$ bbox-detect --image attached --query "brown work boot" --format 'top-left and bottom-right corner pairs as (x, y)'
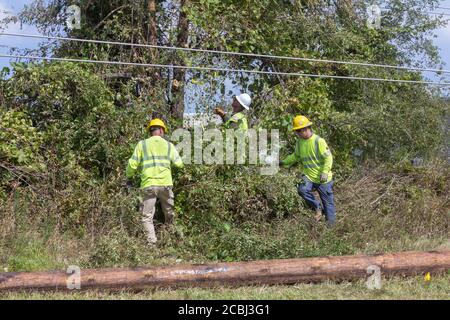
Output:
(315, 209), (323, 222)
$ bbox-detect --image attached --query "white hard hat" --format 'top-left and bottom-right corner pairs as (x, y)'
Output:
(235, 93), (251, 110)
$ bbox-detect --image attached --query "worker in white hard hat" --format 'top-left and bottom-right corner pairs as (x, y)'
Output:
(214, 93), (251, 132)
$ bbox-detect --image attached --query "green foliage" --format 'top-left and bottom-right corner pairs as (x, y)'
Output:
(252, 80), (446, 179)
(1, 62), (152, 182)
(1, 140), (448, 270)
(0, 0), (448, 276)
(0, 109), (44, 169)
(7, 237), (60, 272)
(4, 63), (114, 176)
(87, 228), (143, 268)
(0, 60), (447, 271)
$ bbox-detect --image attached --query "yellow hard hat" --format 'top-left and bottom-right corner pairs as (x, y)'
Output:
(292, 115), (312, 131)
(147, 118), (168, 133)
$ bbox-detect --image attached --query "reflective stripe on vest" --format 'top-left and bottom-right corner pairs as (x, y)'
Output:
(226, 112), (246, 127)
(314, 135), (320, 160)
(142, 140), (149, 161)
(303, 162), (321, 169)
(140, 139), (171, 169)
(143, 162), (171, 169)
(167, 140), (171, 159)
(296, 135), (325, 165)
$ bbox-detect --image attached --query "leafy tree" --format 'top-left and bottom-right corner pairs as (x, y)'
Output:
(10, 0), (191, 120)
(1, 62), (149, 179)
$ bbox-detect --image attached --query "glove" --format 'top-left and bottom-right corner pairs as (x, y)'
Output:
(320, 173), (328, 183)
(296, 173), (307, 186)
(126, 180), (134, 193)
(214, 108), (226, 117)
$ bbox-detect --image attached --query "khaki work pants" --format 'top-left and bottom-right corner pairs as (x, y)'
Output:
(142, 186), (174, 244)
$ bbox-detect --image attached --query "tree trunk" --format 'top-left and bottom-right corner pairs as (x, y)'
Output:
(1, 250), (449, 291)
(170, 0), (189, 120)
(335, 0), (357, 24)
(148, 0), (157, 46)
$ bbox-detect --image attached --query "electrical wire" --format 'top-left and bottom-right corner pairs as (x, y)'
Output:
(1, 32), (450, 75)
(1, 53), (449, 86)
(427, 11), (450, 16)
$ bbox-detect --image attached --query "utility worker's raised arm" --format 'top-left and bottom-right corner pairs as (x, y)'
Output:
(214, 93), (251, 132)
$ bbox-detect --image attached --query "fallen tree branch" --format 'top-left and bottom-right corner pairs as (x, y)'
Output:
(0, 162), (35, 190)
(370, 176), (396, 206)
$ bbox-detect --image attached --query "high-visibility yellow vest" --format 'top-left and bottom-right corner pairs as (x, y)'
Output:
(282, 134), (333, 184)
(225, 112), (248, 132)
(126, 136), (183, 188)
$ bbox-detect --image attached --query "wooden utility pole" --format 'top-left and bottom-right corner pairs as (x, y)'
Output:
(0, 250), (449, 291)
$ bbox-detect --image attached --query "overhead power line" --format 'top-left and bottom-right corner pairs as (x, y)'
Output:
(1, 32), (450, 75)
(1, 53), (449, 86)
(427, 11), (450, 17)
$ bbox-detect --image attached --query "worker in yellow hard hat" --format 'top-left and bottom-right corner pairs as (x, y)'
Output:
(126, 118), (184, 245)
(280, 115), (336, 226)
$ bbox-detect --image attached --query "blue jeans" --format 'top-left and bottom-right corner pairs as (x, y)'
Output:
(297, 177), (336, 226)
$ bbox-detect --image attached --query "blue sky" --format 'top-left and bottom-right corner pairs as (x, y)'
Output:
(1, 0), (449, 83)
(428, 0), (450, 83)
(0, 0), (42, 62)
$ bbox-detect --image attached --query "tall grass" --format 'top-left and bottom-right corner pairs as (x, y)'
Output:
(1, 160), (448, 271)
